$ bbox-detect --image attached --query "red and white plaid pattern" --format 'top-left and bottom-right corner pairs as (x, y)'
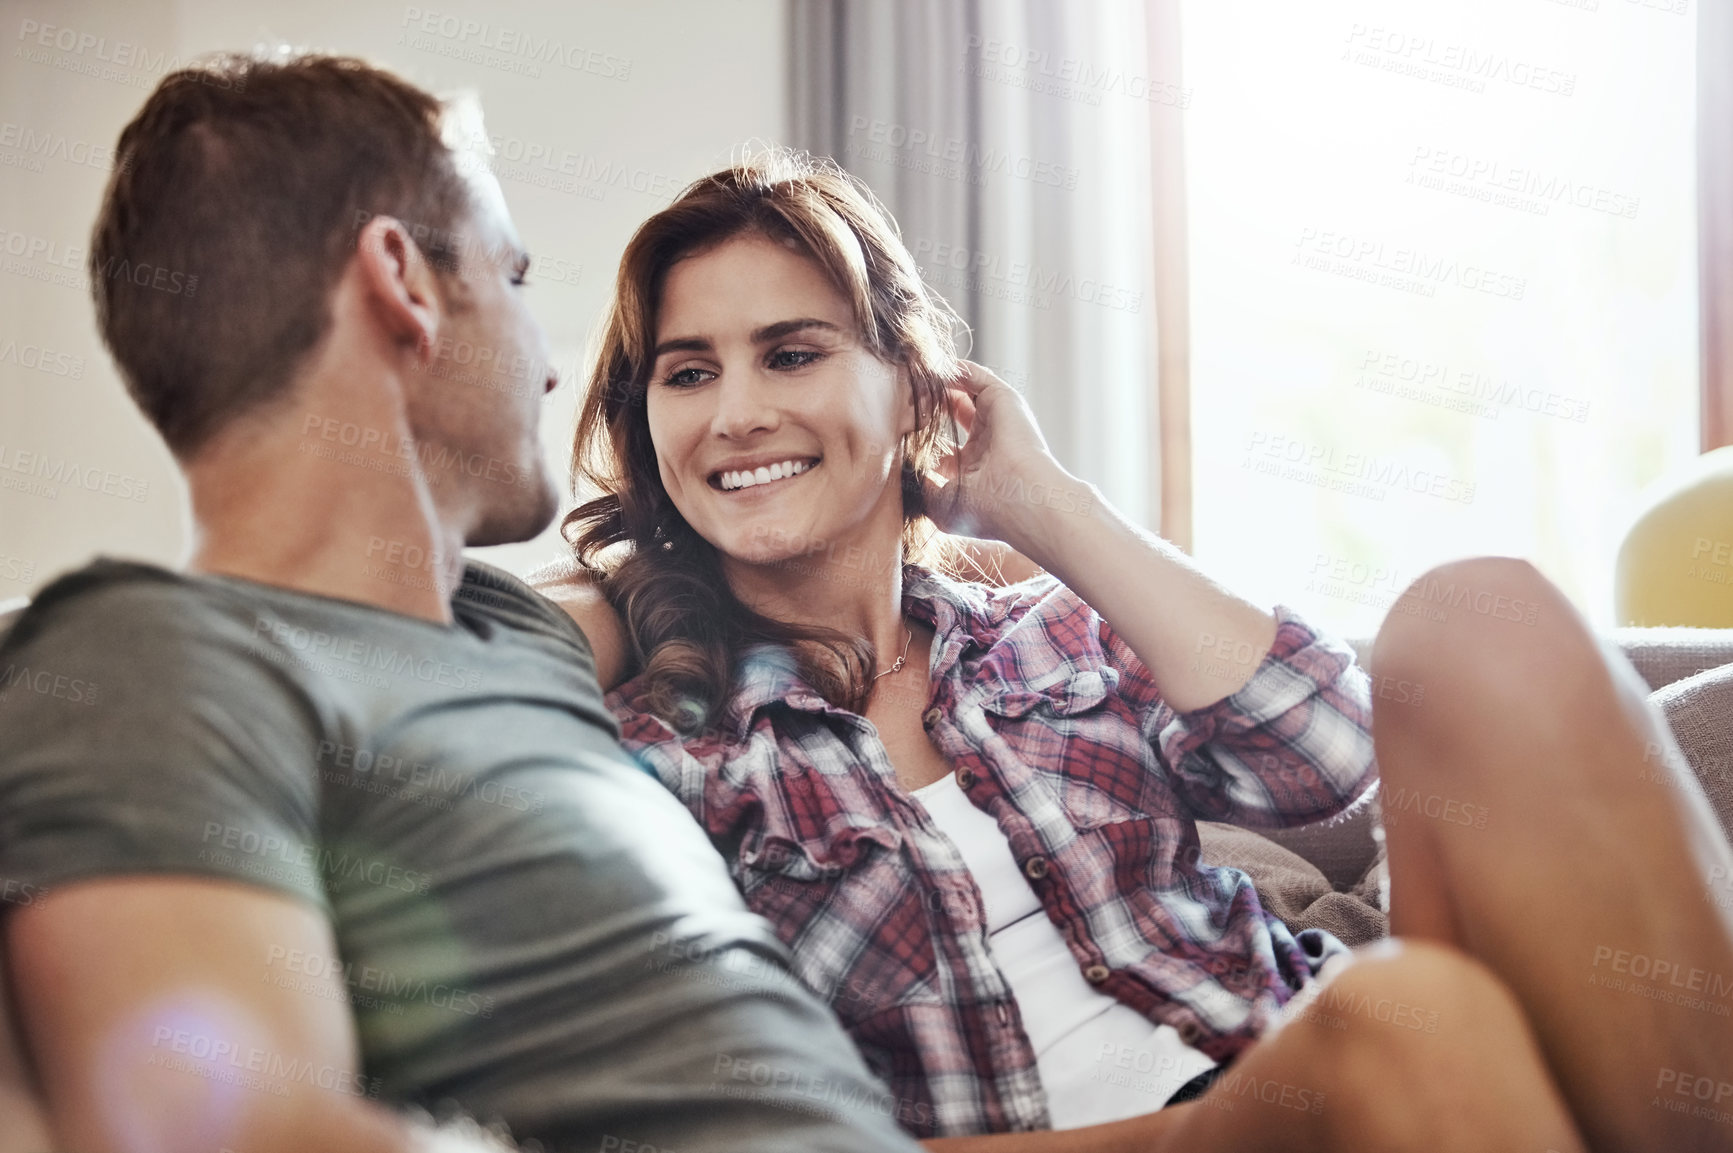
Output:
(609, 566), (1377, 1138)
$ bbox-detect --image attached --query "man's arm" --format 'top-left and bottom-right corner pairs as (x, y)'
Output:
(0, 949), (51, 1153)
(919, 1107), (1189, 1151)
(7, 877), (499, 1153)
(526, 557), (632, 691)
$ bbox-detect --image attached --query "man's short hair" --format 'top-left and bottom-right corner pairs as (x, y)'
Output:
(89, 53), (475, 458)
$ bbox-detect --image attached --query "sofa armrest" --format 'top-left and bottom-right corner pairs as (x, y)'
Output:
(1256, 794), (1382, 891)
(1346, 629), (1733, 693)
(1610, 627), (1733, 693)
(1648, 663), (1733, 845)
(0, 598), (26, 646)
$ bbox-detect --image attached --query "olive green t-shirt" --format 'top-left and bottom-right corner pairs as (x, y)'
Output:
(0, 558), (920, 1152)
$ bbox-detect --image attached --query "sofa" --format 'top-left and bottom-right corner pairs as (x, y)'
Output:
(3, 596), (1731, 949)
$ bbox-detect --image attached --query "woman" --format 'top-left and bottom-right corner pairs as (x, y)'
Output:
(539, 148), (1733, 1152)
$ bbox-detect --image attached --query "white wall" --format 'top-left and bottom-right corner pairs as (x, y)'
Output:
(0, 0), (789, 596)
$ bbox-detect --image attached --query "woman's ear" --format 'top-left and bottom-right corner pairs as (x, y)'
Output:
(896, 364), (920, 439)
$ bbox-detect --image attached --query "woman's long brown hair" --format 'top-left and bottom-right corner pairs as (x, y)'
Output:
(561, 147), (965, 733)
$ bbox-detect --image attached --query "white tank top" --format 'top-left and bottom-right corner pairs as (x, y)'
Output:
(910, 771), (1217, 1128)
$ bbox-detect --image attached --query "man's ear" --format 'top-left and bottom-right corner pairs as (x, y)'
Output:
(354, 216), (442, 363)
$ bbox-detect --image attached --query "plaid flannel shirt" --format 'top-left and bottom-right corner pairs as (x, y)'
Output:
(608, 565), (1377, 1138)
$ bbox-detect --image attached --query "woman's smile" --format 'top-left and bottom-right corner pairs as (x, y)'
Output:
(710, 455), (822, 492)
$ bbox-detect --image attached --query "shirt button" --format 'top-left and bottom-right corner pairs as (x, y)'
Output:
(1178, 1021), (1205, 1045)
(923, 707), (943, 727)
(956, 767), (976, 790)
(996, 1001), (1010, 1026)
(1083, 964), (1111, 985)
(1022, 855), (1049, 880)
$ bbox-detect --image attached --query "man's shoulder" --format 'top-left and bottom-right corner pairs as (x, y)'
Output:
(0, 558), (326, 731)
(456, 559), (592, 649)
(11, 555), (576, 643)
(2, 557), (230, 656)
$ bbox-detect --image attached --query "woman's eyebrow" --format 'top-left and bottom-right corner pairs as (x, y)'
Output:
(749, 318), (843, 344)
(652, 335), (712, 358)
(652, 319), (842, 360)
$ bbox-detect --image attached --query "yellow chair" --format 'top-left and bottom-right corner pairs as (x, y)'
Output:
(1616, 445), (1733, 626)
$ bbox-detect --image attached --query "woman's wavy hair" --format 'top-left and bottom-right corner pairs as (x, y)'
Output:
(561, 147), (965, 733)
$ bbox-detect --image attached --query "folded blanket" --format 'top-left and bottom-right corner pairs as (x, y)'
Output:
(1198, 820), (1388, 947)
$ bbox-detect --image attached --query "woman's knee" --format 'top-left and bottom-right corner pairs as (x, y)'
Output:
(1288, 940), (1562, 1147)
(1371, 557), (1567, 687)
(1368, 557), (1629, 770)
(1311, 939), (1525, 1039)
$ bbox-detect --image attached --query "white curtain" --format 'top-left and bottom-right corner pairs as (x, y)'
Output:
(790, 0), (1164, 528)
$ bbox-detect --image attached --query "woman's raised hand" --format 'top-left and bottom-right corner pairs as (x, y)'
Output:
(919, 361), (1093, 559)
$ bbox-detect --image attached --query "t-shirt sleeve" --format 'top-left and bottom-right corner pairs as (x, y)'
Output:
(0, 581), (327, 911)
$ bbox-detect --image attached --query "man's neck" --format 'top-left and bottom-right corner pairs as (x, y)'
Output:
(183, 410), (469, 626)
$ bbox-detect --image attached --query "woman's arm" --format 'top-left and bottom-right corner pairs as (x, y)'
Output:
(1008, 495), (1274, 714)
(926, 364), (1373, 826)
(525, 557), (633, 691)
(922, 363), (1274, 712)
(948, 538), (1045, 588)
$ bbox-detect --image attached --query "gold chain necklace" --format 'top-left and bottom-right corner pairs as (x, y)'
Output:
(874, 625), (914, 679)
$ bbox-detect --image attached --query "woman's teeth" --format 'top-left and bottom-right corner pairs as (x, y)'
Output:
(717, 459), (815, 492)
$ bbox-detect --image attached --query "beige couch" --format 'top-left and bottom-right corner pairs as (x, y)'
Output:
(3, 598), (1731, 948)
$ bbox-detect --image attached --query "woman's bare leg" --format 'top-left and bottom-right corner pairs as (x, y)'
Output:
(927, 940), (1585, 1153)
(1155, 939), (1586, 1152)
(1370, 557), (1733, 1152)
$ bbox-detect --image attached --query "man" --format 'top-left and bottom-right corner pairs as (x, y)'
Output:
(0, 53), (922, 1153)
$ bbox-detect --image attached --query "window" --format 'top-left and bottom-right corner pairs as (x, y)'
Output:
(1182, 0), (1698, 635)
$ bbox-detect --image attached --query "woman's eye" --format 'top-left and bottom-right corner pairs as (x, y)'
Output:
(768, 348), (823, 371)
(661, 367), (711, 388)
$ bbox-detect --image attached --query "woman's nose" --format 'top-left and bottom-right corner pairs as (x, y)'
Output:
(710, 372), (779, 438)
